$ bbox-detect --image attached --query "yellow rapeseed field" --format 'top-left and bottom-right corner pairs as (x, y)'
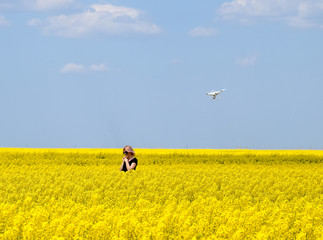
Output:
(0, 148), (322, 239)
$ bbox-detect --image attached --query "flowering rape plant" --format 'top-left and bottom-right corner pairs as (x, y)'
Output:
(0, 148), (322, 239)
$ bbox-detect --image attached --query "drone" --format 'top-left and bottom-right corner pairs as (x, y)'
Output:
(206, 89), (226, 99)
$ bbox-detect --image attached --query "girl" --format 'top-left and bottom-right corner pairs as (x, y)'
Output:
(120, 145), (138, 172)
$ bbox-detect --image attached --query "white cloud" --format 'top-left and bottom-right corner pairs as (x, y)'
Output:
(0, 3), (14, 8)
(22, 0), (75, 11)
(236, 56), (257, 66)
(61, 63), (110, 73)
(218, 0), (295, 17)
(30, 3), (161, 37)
(217, 0), (323, 28)
(189, 27), (217, 37)
(170, 58), (181, 64)
(60, 63), (85, 73)
(27, 18), (42, 26)
(0, 0), (18, 9)
(0, 15), (10, 26)
(91, 4), (140, 19)
(1, 0), (75, 11)
(89, 63), (109, 72)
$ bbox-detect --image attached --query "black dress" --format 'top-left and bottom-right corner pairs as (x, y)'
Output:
(122, 158), (138, 172)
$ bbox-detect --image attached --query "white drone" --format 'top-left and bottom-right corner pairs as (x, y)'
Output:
(206, 89), (226, 100)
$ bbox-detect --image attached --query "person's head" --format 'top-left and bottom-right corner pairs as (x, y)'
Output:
(123, 145), (135, 157)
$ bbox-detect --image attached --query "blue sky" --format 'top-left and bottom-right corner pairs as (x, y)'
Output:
(1, 0), (323, 149)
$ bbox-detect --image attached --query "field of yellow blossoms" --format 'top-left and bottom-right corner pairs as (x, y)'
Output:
(0, 148), (322, 239)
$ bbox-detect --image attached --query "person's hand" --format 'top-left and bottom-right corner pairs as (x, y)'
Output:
(123, 157), (128, 162)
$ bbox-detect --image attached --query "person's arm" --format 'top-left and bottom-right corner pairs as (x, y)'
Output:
(123, 158), (136, 171)
(119, 161), (125, 171)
